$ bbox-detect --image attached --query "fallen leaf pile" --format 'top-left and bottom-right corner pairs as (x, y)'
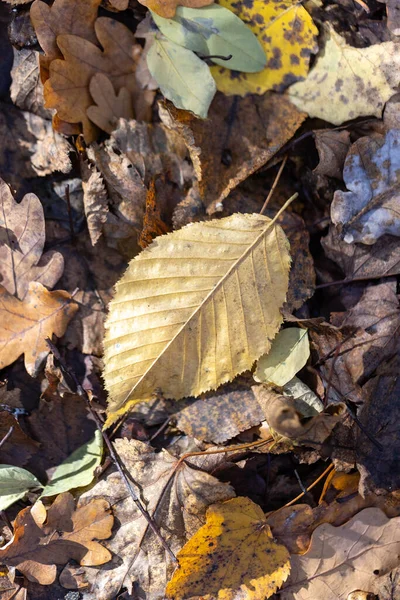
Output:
(2, 0), (400, 598)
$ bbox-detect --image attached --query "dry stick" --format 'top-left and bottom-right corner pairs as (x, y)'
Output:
(260, 155), (288, 215)
(0, 425), (13, 450)
(45, 339), (177, 563)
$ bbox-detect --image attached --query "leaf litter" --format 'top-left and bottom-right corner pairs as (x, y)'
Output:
(2, 0), (400, 598)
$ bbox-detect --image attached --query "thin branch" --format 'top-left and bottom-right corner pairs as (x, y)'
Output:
(45, 338), (177, 563)
(0, 426), (13, 450)
(260, 155), (288, 215)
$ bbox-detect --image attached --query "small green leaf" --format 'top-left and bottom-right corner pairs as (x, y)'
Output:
(255, 328), (310, 387)
(151, 5), (266, 72)
(0, 465), (42, 510)
(40, 430), (103, 498)
(147, 35), (216, 117)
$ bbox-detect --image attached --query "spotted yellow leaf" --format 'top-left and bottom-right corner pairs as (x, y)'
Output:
(211, 0), (318, 96)
(166, 496), (291, 600)
(104, 212), (291, 427)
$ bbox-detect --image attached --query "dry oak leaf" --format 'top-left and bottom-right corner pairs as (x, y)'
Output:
(159, 93), (306, 213)
(0, 179), (64, 300)
(331, 130), (400, 245)
(211, 0), (318, 96)
(0, 492), (113, 585)
(44, 17), (147, 143)
(0, 282), (78, 377)
(166, 496), (290, 600)
(30, 0), (101, 81)
(78, 438), (235, 600)
(138, 0), (213, 19)
(288, 27), (400, 125)
(104, 212), (291, 426)
(281, 508), (400, 600)
(139, 179), (170, 249)
(87, 73), (134, 134)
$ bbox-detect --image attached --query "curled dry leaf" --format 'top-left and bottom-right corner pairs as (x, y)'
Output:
(82, 168), (110, 246)
(78, 438), (235, 599)
(0, 492), (113, 585)
(211, 0), (318, 96)
(0, 282), (78, 377)
(0, 178), (64, 299)
(30, 0), (101, 80)
(87, 73), (134, 134)
(159, 93), (306, 213)
(289, 27), (400, 124)
(281, 508), (400, 600)
(331, 130), (400, 244)
(104, 213), (291, 426)
(44, 18), (150, 143)
(166, 496), (291, 600)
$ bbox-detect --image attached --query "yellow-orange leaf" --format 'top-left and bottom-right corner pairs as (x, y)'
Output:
(0, 282), (78, 377)
(138, 0), (213, 19)
(211, 0), (318, 96)
(166, 496), (290, 600)
(103, 213), (291, 426)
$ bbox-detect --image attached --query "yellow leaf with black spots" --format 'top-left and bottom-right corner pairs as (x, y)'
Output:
(211, 0), (318, 96)
(166, 496), (291, 600)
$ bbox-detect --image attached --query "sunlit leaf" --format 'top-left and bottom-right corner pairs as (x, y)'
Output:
(255, 327), (309, 386)
(0, 465), (42, 510)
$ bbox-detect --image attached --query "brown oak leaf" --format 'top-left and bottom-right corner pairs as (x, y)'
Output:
(138, 0), (213, 18)
(0, 178), (64, 299)
(0, 492), (113, 585)
(0, 282), (78, 377)
(87, 73), (134, 134)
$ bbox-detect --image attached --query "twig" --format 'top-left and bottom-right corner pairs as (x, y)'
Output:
(0, 426), (13, 450)
(45, 338), (177, 563)
(260, 155), (288, 215)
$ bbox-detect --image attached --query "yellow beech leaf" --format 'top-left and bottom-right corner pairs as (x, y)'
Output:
(211, 0), (318, 96)
(288, 27), (400, 125)
(166, 496), (291, 600)
(104, 213), (291, 426)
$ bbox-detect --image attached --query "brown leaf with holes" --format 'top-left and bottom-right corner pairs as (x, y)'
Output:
(137, 0), (213, 18)
(43, 17), (151, 143)
(139, 180), (169, 249)
(159, 93), (306, 213)
(30, 0), (101, 81)
(0, 492), (113, 585)
(77, 438), (235, 600)
(0, 178), (64, 299)
(87, 73), (134, 134)
(0, 282), (78, 377)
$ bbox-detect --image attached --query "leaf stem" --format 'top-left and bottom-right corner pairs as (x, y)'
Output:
(260, 155), (288, 215)
(45, 338), (177, 564)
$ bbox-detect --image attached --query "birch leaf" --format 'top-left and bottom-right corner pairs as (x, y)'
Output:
(255, 327), (310, 387)
(146, 35), (216, 118)
(151, 5), (266, 72)
(104, 213), (291, 426)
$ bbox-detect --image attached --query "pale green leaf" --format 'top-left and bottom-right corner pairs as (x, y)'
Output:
(146, 35), (216, 117)
(40, 430), (103, 498)
(255, 327), (310, 386)
(151, 5), (266, 72)
(0, 465), (42, 510)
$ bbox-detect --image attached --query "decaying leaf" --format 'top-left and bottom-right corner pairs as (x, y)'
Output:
(138, 0), (213, 19)
(175, 383), (265, 443)
(0, 179), (64, 299)
(331, 130), (400, 244)
(82, 168), (110, 246)
(281, 508), (400, 600)
(289, 27), (400, 124)
(87, 73), (134, 134)
(314, 129), (351, 179)
(44, 18), (149, 143)
(104, 212), (291, 426)
(0, 411), (38, 468)
(78, 438), (235, 599)
(139, 180), (170, 249)
(0, 282), (78, 377)
(211, 0), (318, 96)
(151, 5), (267, 72)
(30, 0), (102, 80)
(159, 93), (306, 213)
(255, 327), (310, 387)
(0, 492), (113, 585)
(10, 48), (50, 118)
(146, 34), (216, 118)
(166, 496), (290, 600)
